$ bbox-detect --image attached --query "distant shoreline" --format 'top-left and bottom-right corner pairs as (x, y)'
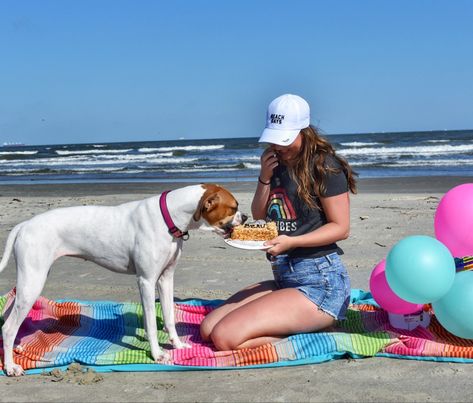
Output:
(0, 176), (471, 197)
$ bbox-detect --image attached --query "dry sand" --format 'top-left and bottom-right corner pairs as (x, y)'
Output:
(0, 177), (472, 402)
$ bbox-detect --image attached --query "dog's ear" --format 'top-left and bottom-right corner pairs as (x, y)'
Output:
(204, 194), (220, 212)
(193, 193), (220, 221)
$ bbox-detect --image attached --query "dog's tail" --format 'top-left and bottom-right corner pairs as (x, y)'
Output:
(0, 223), (22, 273)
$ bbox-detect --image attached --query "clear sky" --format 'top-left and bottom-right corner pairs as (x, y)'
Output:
(1, 0), (472, 145)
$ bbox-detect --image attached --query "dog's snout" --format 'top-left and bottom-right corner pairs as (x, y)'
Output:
(241, 214), (248, 224)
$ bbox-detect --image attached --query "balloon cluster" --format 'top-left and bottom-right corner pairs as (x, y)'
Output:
(369, 184), (473, 339)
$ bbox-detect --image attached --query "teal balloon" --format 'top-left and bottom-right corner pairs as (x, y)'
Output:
(385, 235), (456, 304)
(433, 271), (473, 339)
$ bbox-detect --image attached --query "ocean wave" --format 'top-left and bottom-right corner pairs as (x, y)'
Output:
(0, 162), (255, 174)
(163, 167), (241, 173)
(350, 158), (473, 168)
(339, 143), (473, 157)
(425, 140), (449, 143)
(55, 149), (133, 155)
(142, 145), (224, 152)
(0, 166), (130, 174)
(244, 162), (261, 169)
(212, 155), (260, 162)
(339, 141), (382, 147)
(1, 132), (472, 182)
(0, 154), (199, 167)
(381, 159), (473, 167)
(0, 150), (38, 155)
(138, 147), (165, 153)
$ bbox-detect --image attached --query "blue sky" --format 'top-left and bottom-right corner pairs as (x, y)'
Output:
(1, 0), (472, 145)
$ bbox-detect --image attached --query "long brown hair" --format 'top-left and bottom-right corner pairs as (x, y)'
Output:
(289, 125), (357, 209)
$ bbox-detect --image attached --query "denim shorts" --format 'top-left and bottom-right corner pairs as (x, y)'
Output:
(270, 253), (351, 320)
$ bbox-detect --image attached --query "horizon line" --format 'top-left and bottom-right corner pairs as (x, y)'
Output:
(3, 127), (472, 147)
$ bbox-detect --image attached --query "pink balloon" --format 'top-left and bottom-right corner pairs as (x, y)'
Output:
(435, 183), (473, 257)
(369, 259), (424, 315)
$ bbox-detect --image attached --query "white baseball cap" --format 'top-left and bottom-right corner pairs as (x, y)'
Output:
(259, 94), (310, 146)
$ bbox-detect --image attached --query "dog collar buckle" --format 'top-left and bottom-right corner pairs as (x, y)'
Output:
(180, 231), (190, 241)
(159, 190), (190, 241)
(168, 226), (189, 240)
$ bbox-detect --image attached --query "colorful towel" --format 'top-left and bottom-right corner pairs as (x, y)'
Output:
(1, 284), (473, 375)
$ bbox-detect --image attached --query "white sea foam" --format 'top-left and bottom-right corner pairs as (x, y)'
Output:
(162, 161), (261, 173)
(55, 149), (132, 155)
(0, 165), (176, 175)
(0, 154), (199, 166)
(138, 148), (165, 153)
(141, 145), (224, 152)
(212, 155), (260, 162)
(350, 161), (381, 167)
(67, 166), (127, 172)
(339, 143), (473, 157)
(0, 150), (38, 155)
(425, 139), (449, 143)
(0, 166), (128, 173)
(349, 158), (473, 167)
(163, 167), (241, 173)
(244, 163), (262, 169)
(381, 159), (473, 167)
(339, 141), (382, 147)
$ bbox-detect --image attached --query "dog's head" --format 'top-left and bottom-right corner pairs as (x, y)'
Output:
(193, 184), (247, 238)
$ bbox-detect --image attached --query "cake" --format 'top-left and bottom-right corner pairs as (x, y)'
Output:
(231, 221), (278, 241)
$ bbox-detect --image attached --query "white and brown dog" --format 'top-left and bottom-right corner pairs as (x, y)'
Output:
(0, 184), (247, 376)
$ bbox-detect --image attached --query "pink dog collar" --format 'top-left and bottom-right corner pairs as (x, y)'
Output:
(159, 190), (189, 240)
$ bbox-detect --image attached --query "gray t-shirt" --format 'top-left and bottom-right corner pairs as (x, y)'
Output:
(265, 154), (348, 258)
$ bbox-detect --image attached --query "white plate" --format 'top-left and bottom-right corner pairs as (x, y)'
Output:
(224, 239), (271, 250)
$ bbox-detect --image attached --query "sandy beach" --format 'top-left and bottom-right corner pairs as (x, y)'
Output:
(1, 177), (472, 402)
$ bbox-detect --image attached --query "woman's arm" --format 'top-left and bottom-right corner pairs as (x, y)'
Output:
(251, 181), (272, 220)
(251, 148), (279, 219)
(265, 192), (350, 255)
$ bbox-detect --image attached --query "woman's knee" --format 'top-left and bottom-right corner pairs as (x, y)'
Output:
(200, 316), (237, 349)
(199, 316), (213, 342)
(200, 305), (231, 342)
(208, 322), (239, 351)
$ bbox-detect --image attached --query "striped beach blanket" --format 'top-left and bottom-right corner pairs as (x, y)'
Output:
(1, 258), (472, 374)
(456, 256), (473, 273)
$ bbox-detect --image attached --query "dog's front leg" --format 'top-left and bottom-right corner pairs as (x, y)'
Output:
(137, 276), (169, 362)
(157, 264), (191, 349)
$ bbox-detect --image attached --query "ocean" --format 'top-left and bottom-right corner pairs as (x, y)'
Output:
(1, 129), (472, 184)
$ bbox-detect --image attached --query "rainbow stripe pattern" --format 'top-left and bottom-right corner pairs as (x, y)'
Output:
(1, 273), (473, 374)
(267, 187), (297, 220)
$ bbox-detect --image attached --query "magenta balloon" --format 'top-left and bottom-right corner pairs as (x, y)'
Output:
(434, 184), (473, 257)
(369, 259), (424, 315)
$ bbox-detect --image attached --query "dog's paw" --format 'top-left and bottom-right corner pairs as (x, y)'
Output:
(173, 340), (192, 349)
(5, 363), (24, 377)
(14, 344), (24, 353)
(153, 350), (171, 364)
(169, 336), (192, 349)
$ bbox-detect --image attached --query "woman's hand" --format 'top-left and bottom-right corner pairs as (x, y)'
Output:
(259, 148), (278, 183)
(264, 235), (294, 256)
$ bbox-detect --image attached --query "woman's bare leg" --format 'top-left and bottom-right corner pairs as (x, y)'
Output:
(200, 280), (278, 341)
(208, 288), (335, 351)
